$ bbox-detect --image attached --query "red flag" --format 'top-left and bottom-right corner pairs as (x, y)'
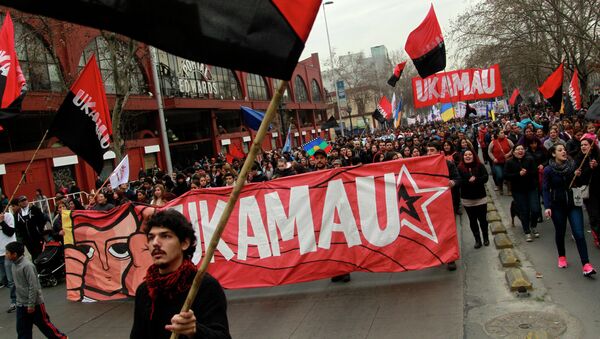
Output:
(48, 54), (112, 173)
(404, 5), (446, 79)
(387, 61), (407, 87)
(508, 88), (522, 106)
(538, 63), (564, 112)
(226, 143), (245, 163)
(569, 68), (581, 111)
(0, 12), (26, 109)
(377, 96), (393, 119)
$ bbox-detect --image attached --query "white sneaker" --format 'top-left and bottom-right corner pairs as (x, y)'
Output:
(7, 304), (16, 313)
(525, 234), (534, 242)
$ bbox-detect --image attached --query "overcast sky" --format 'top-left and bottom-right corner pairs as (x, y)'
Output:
(300, 0), (476, 69)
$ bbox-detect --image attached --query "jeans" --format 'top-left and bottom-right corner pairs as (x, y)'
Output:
(551, 206), (589, 265)
(16, 304), (66, 339)
(464, 204), (489, 243)
(492, 164), (505, 187)
(2, 256), (16, 304)
(512, 189), (541, 234)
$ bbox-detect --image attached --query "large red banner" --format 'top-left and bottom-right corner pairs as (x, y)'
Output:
(412, 64), (503, 108)
(62, 155), (459, 301)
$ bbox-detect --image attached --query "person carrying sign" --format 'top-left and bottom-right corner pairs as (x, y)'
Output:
(130, 209), (231, 338)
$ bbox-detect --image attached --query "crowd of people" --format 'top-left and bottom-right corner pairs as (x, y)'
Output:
(1, 103), (600, 336)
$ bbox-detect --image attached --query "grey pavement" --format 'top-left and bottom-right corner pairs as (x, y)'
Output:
(0, 221), (464, 339)
(470, 184), (600, 339)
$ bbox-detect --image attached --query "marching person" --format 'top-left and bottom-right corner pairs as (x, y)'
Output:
(426, 141), (461, 271)
(543, 144), (596, 277)
(488, 130), (514, 194)
(577, 137), (600, 248)
(1, 200), (17, 313)
(5, 241), (67, 338)
(13, 196), (46, 260)
(131, 209), (231, 338)
(457, 149), (490, 248)
(505, 144), (541, 242)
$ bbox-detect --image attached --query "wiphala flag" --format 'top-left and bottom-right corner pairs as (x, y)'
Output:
(49, 55), (112, 174)
(404, 5), (446, 79)
(538, 63), (564, 112)
(3, 0), (321, 80)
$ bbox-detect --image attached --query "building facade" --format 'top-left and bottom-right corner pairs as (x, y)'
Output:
(0, 10), (327, 199)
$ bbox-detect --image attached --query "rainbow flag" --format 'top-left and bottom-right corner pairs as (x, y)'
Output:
(303, 137), (332, 156)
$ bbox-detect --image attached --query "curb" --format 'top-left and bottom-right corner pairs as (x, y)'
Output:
(486, 188), (533, 292)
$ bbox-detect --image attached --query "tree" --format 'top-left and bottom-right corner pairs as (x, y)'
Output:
(92, 32), (148, 161)
(450, 0), (600, 105)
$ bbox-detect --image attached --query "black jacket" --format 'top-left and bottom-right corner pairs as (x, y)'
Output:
(14, 205), (46, 245)
(504, 155), (538, 192)
(131, 273), (231, 339)
(457, 163), (488, 200)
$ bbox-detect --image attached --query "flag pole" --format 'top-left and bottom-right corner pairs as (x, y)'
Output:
(3, 129), (49, 213)
(169, 80), (288, 339)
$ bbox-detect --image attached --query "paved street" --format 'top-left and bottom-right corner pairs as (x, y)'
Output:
(1, 182), (599, 338)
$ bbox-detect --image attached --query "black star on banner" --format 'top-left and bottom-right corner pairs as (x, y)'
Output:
(396, 165), (449, 243)
(398, 184), (422, 221)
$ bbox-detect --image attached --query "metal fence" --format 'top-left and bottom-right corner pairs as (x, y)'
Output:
(30, 192), (90, 222)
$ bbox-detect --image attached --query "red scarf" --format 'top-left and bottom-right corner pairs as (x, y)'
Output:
(145, 259), (197, 319)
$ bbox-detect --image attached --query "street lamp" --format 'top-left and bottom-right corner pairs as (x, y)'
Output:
(323, 1), (344, 137)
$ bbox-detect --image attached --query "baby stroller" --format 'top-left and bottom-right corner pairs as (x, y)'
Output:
(34, 231), (65, 287)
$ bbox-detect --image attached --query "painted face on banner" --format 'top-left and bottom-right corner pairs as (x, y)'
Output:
(63, 205), (155, 301)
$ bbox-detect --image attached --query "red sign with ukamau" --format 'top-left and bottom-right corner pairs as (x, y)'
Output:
(62, 155), (459, 301)
(412, 64), (503, 108)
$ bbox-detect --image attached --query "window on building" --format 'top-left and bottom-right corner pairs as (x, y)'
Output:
(273, 79), (291, 103)
(0, 15), (64, 91)
(215, 110), (243, 133)
(246, 73), (269, 101)
(311, 80), (322, 102)
(155, 50), (218, 99)
(298, 110), (314, 127)
(294, 76), (309, 102)
(79, 36), (147, 94)
(212, 66), (242, 100)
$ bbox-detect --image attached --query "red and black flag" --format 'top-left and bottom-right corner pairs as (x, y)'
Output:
(568, 68), (581, 112)
(3, 0), (321, 80)
(387, 61), (407, 87)
(508, 88), (523, 106)
(0, 12), (26, 114)
(377, 96), (393, 120)
(538, 63), (564, 112)
(404, 5), (446, 79)
(49, 55), (112, 174)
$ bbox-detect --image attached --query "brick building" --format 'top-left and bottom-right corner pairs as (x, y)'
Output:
(0, 10), (327, 200)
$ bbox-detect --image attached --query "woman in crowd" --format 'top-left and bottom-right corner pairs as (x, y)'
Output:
(457, 149), (489, 248)
(505, 144), (541, 241)
(488, 130), (514, 194)
(150, 184), (168, 207)
(411, 147), (422, 158)
(442, 140), (457, 162)
(135, 190), (148, 204)
(402, 146), (412, 159)
(67, 198), (85, 211)
(577, 138), (600, 248)
(543, 144), (595, 277)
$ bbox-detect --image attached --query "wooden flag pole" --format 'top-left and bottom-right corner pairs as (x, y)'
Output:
(169, 80), (288, 339)
(3, 129), (49, 214)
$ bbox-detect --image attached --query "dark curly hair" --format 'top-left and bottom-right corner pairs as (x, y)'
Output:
(146, 210), (197, 259)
